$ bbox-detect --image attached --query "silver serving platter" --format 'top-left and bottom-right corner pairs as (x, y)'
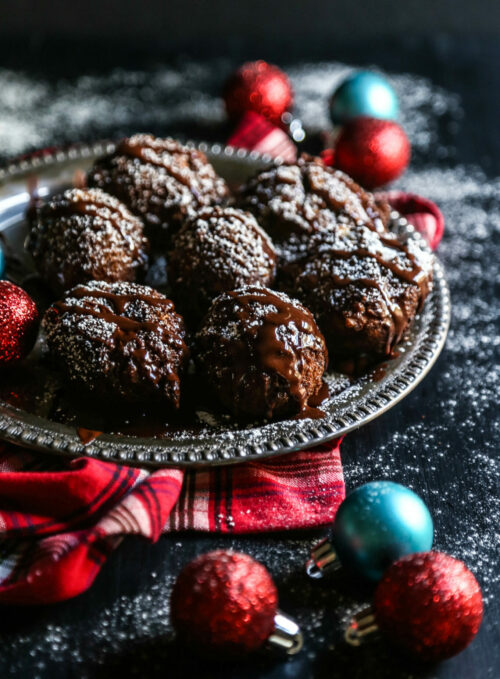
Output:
(0, 141), (450, 467)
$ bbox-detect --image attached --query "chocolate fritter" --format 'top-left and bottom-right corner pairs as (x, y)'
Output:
(88, 134), (229, 245)
(283, 222), (433, 359)
(168, 206), (277, 325)
(196, 285), (328, 421)
(43, 281), (188, 406)
(26, 188), (148, 295)
(238, 155), (391, 260)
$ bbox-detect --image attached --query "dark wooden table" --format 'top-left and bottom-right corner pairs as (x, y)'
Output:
(0, 36), (498, 679)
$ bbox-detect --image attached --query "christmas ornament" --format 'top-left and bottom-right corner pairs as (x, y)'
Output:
(307, 481), (433, 582)
(333, 117), (410, 189)
(227, 111), (297, 163)
(0, 281), (39, 368)
(0, 243), (4, 278)
(346, 551), (483, 661)
(171, 550), (303, 656)
(329, 70), (399, 125)
(224, 61), (293, 126)
(378, 191), (445, 250)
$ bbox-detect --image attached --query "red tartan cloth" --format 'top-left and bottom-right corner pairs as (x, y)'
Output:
(376, 190), (444, 250)
(0, 441), (344, 605)
(227, 111), (297, 162)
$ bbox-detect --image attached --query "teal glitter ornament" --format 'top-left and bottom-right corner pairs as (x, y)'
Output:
(307, 481), (433, 582)
(0, 244), (4, 279)
(329, 71), (399, 125)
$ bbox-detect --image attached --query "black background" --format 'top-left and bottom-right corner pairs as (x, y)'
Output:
(2, 1), (500, 53)
(0, 2), (498, 678)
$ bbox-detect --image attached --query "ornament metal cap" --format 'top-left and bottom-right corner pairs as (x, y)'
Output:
(345, 606), (379, 646)
(306, 538), (341, 578)
(266, 610), (304, 655)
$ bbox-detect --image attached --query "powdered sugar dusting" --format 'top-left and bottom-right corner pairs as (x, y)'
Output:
(0, 59), (498, 675)
(27, 187), (148, 293)
(238, 158), (390, 247)
(43, 280), (188, 405)
(88, 134), (229, 241)
(0, 59), (462, 160)
(168, 206), (276, 322)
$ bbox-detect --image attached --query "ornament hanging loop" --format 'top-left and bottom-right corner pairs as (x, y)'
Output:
(345, 606), (379, 647)
(306, 538), (341, 579)
(266, 611), (304, 655)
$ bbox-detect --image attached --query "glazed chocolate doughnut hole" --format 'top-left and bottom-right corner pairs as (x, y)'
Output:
(43, 281), (189, 408)
(27, 187), (149, 295)
(168, 206), (277, 326)
(238, 154), (392, 261)
(88, 134), (229, 246)
(196, 285), (328, 421)
(282, 221), (433, 360)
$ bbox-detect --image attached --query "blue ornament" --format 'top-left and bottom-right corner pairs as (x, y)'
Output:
(307, 481), (433, 582)
(0, 243), (4, 279)
(329, 70), (399, 125)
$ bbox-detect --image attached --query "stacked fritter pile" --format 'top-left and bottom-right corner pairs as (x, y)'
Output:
(26, 136), (432, 423)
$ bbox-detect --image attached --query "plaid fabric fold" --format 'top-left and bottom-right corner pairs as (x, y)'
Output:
(227, 111), (297, 162)
(0, 441), (344, 605)
(376, 190), (444, 250)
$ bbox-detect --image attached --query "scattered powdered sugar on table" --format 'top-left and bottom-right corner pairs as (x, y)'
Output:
(0, 59), (462, 159)
(340, 162), (500, 608)
(0, 61), (498, 676)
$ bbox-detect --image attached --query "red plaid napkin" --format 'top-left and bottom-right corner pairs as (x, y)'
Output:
(376, 191), (444, 250)
(227, 111), (297, 162)
(0, 441), (343, 605)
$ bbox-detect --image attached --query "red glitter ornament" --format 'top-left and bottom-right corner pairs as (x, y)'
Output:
(171, 550), (278, 655)
(0, 281), (39, 368)
(224, 61), (293, 126)
(374, 551), (483, 661)
(334, 117), (410, 189)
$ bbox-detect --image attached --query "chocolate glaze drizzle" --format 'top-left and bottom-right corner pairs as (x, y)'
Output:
(226, 286), (328, 418)
(45, 282), (188, 405)
(116, 135), (223, 197)
(55, 285), (173, 323)
(88, 135), (229, 247)
(294, 216), (433, 356)
(60, 189), (147, 255)
(238, 155), (391, 241)
(168, 206), (277, 325)
(77, 427), (102, 446)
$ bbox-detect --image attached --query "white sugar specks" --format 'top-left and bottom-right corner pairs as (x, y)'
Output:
(0, 58), (497, 675)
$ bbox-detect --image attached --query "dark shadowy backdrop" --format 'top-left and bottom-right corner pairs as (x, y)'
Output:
(1, 0), (500, 63)
(0, 4), (498, 679)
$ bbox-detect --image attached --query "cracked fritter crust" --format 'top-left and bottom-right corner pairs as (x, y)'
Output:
(168, 206), (277, 326)
(88, 134), (229, 246)
(196, 285), (328, 420)
(43, 281), (189, 406)
(27, 188), (149, 295)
